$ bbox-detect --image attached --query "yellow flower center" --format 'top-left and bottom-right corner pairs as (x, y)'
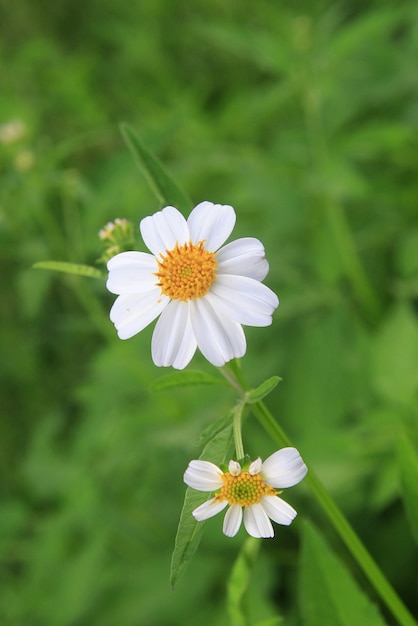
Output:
(155, 241), (217, 301)
(214, 472), (277, 507)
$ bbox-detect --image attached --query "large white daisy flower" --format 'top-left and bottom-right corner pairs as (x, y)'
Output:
(183, 447), (307, 538)
(106, 201), (279, 369)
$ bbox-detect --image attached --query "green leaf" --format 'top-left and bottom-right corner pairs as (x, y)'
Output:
(300, 522), (388, 626)
(254, 615), (283, 626)
(398, 435), (418, 545)
(120, 123), (193, 214)
(170, 422), (233, 588)
(246, 376), (281, 404)
(227, 537), (261, 626)
(33, 261), (105, 279)
(196, 409), (234, 448)
(227, 537), (281, 626)
(372, 303), (418, 406)
(150, 370), (228, 392)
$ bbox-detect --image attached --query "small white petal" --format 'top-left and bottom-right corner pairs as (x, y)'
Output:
(183, 460), (224, 491)
(261, 495), (297, 526)
(216, 237), (270, 281)
(208, 275), (279, 327)
(243, 503), (274, 538)
(106, 251), (157, 294)
(249, 458), (262, 475)
(140, 206), (189, 256)
(228, 460), (241, 476)
(187, 201), (236, 251)
(190, 297), (246, 366)
(192, 498), (228, 521)
(223, 505), (243, 537)
(261, 448), (308, 489)
(109, 290), (169, 339)
(151, 300), (197, 369)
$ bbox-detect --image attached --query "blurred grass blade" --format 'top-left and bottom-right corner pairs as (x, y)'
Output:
(300, 522), (388, 626)
(120, 123), (193, 214)
(150, 370), (228, 392)
(227, 536), (281, 626)
(227, 537), (257, 626)
(398, 435), (418, 545)
(170, 422), (233, 588)
(33, 261), (105, 279)
(227, 537), (260, 626)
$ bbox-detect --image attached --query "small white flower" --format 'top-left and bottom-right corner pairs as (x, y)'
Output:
(106, 201), (279, 369)
(183, 447), (307, 538)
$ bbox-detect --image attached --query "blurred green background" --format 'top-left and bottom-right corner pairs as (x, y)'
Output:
(1, 0), (418, 624)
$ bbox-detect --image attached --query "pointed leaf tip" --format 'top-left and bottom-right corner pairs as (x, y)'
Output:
(119, 123), (193, 214)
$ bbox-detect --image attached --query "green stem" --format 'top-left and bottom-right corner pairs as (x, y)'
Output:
(232, 400), (245, 460)
(223, 363), (417, 626)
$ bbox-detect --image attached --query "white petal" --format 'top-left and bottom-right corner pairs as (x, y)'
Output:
(261, 495), (297, 526)
(183, 460), (224, 491)
(223, 505), (243, 537)
(261, 448), (308, 489)
(140, 206), (189, 256)
(187, 201), (236, 251)
(109, 290), (168, 339)
(192, 498), (228, 521)
(216, 237), (270, 281)
(243, 503), (274, 538)
(207, 275), (279, 327)
(106, 251), (157, 294)
(190, 297), (246, 366)
(249, 458), (262, 475)
(151, 300), (197, 369)
(228, 460), (241, 476)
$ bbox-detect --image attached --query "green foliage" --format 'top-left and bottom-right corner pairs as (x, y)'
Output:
(33, 260), (105, 279)
(150, 369), (229, 392)
(398, 436), (418, 545)
(120, 124), (193, 214)
(1, 0), (418, 624)
(227, 538), (281, 626)
(300, 522), (388, 626)
(170, 417), (233, 587)
(246, 377), (282, 404)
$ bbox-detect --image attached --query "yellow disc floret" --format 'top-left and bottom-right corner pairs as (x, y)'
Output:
(214, 471), (277, 508)
(155, 241), (217, 301)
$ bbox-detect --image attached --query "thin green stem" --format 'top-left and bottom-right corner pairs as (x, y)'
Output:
(232, 400), (245, 460)
(222, 363), (417, 626)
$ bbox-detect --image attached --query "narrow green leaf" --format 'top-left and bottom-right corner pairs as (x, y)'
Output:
(398, 435), (418, 545)
(120, 123), (193, 214)
(246, 376), (281, 404)
(300, 522), (388, 626)
(227, 537), (261, 626)
(227, 538), (281, 626)
(150, 370), (228, 392)
(33, 261), (105, 279)
(252, 618), (282, 626)
(169, 487), (208, 589)
(197, 409), (234, 447)
(170, 423), (233, 588)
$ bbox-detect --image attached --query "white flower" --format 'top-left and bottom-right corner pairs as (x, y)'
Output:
(106, 201), (279, 369)
(183, 447), (307, 538)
